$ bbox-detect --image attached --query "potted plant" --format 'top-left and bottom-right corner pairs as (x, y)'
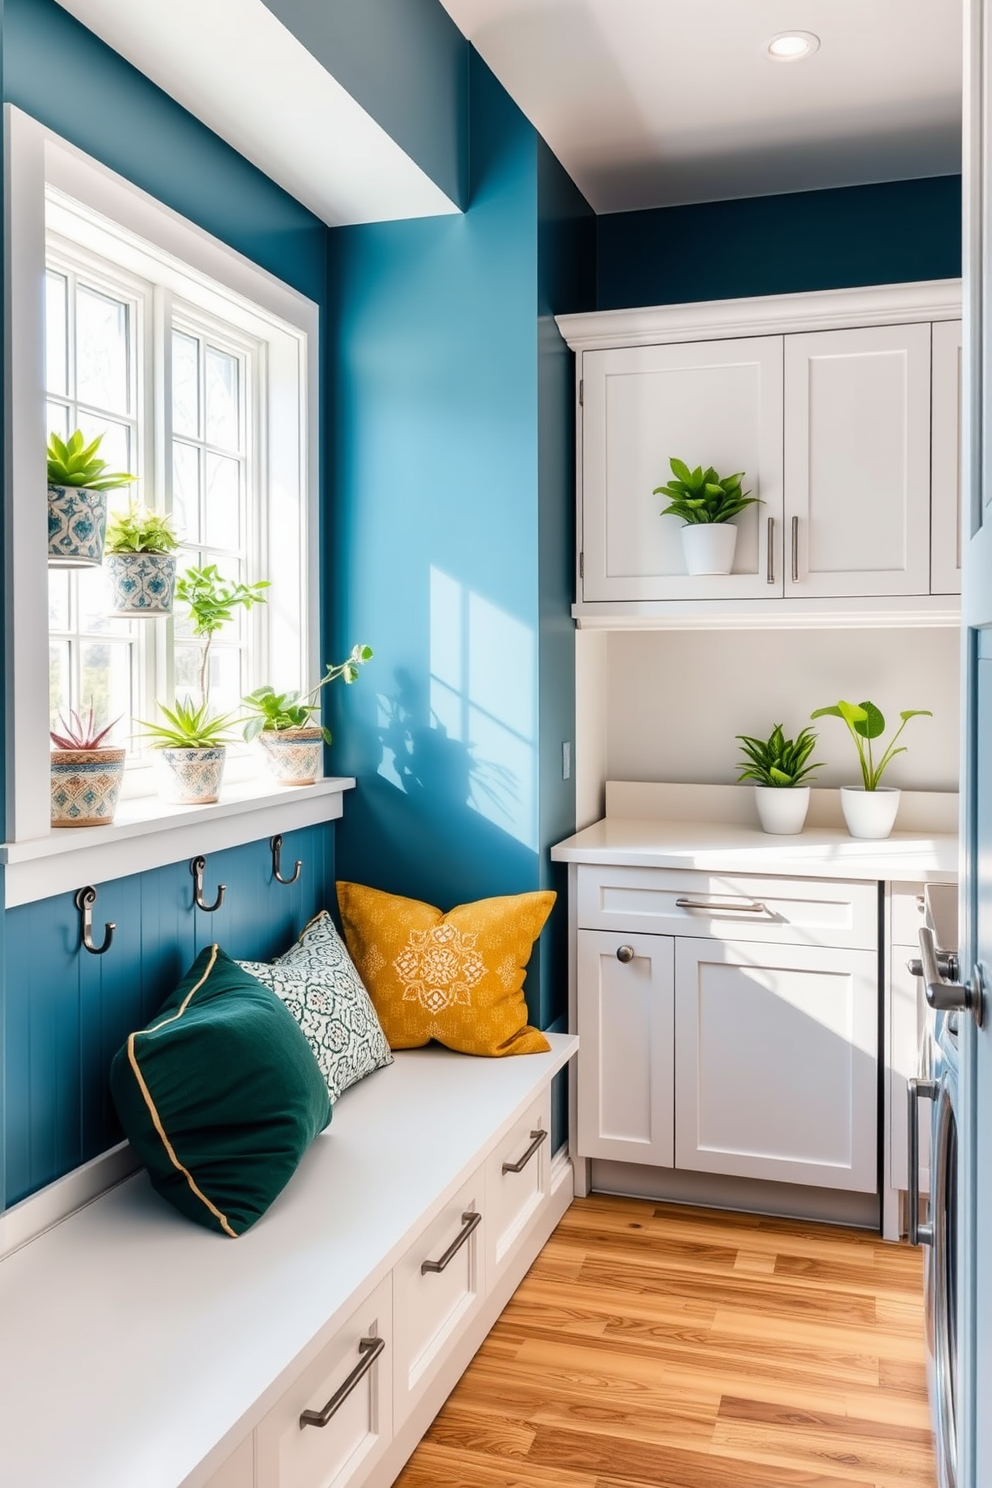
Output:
(47, 430), (136, 568)
(50, 706), (126, 827)
(175, 564), (270, 707)
(735, 722), (823, 835)
(104, 505), (180, 616)
(242, 644), (373, 785)
(136, 697), (243, 804)
(810, 698), (933, 839)
(653, 458), (760, 575)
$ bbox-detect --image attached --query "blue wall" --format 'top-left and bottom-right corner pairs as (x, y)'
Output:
(597, 175), (963, 309)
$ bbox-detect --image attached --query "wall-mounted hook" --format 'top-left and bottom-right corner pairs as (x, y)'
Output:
(75, 886), (115, 955)
(270, 834), (302, 886)
(191, 856), (226, 913)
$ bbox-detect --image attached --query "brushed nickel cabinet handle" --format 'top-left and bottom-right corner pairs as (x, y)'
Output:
(675, 897), (768, 915)
(791, 515), (799, 583)
(502, 1129), (548, 1175)
(421, 1210), (482, 1274)
(299, 1335), (385, 1429)
(907, 1078), (937, 1247)
(616, 944), (635, 963)
(766, 516), (775, 584)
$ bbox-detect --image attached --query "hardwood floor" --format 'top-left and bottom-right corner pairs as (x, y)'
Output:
(396, 1194), (936, 1488)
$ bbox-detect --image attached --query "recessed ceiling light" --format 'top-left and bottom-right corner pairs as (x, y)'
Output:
(767, 31), (820, 61)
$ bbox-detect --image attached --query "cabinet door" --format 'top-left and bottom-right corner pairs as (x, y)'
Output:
(931, 318), (963, 595)
(576, 929), (675, 1165)
(784, 324), (932, 597)
(674, 938), (878, 1191)
(581, 337), (784, 601)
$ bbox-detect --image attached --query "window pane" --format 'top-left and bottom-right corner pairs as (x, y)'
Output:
(174, 644), (201, 701)
(49, 641), (70, 728)
(76, 285), (130, 415)
(173, 442), (200, 543)
(205, 453), (240, 549)
(77, 415), (131, 481)
(205, 347), (239, 450)
(48, 570), (70, 630)
(77, 566), (132, 635)
(206, 646), (242, 719)
(45, 272), (68, 397)
(173, 331), (199, 438)
(80, 641), (132, 742)
(47, 401), (70, 444)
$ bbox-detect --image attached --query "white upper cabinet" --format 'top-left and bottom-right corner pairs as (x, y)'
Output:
(558, 281), (962, 627)
(581, 337), (784, 601)
(784, 323), (932, 598)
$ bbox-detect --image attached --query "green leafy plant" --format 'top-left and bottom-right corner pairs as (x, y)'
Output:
(174, 564), (270, 705)
(50, 704), (121, 751)
(136, 696), (242, 750)
(47, 430), (137, 491)
(104, 505), (180, 554)
(736, 723), (823, 788)
(810, 699), (933, 790)
(242, 644), (374, 744)
(653, 458), (759, 525)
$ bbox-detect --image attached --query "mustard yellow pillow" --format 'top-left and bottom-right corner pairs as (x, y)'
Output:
(336, 882), (553, 1056)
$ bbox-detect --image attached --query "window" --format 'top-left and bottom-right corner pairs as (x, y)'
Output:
(5, 107), (324, 878)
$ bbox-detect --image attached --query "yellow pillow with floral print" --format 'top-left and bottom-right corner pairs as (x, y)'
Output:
(335, 882), (553, 1056)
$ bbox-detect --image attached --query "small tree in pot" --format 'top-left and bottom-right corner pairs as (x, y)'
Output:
(50, 706), (125, 827)
(654, 458), (760, 576)
(242, 644), (373, 786)
(48, 430), (136, 568)
(104, 506), (181, 617)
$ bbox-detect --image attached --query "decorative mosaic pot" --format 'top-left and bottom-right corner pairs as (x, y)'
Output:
(51, 748), (126, 827)
(259, 726), (324, 786)
(105, 552), (177, 616)
(159, 746), (226, 805)
(48, 484), (109, 568)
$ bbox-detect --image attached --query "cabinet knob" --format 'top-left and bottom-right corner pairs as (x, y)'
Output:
(616, 944), (635, 963)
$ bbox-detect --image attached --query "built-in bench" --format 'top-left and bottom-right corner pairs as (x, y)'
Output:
(0, 1035), (578, 1488)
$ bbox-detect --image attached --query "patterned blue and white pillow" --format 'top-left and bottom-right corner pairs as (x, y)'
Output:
(239, 912), (392, 1102)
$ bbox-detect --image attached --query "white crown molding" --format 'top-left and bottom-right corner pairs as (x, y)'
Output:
(571, 596), (961, 631)
(556, 279), (963, 352)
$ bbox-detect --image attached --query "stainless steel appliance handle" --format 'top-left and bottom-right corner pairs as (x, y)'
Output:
(766, 517), (775, 584)
(908, 1077), (937, 1246)
(675, 897), (767, 915)
(914, 926), (984, 1026)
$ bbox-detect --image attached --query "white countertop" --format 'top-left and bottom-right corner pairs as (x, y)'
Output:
(551, 816), (959, 882)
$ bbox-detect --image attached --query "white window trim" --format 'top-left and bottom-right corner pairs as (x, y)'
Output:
(3, 105), (337, 898)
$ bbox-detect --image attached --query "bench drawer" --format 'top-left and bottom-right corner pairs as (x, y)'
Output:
(256, 1276), (391, 1488)
(485, 1094), (551, 1283)
(577, 865), (877, 949)
(392, 1171), (485, 1428)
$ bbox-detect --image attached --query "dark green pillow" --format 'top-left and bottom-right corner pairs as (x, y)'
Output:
(110, 944), (331, 1236)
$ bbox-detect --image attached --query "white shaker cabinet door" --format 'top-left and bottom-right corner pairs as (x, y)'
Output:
(784, 323), (932, 598)
(576, 929), (675, 1165)
(931, 318), (963, 595)
(581, 337), (784, 601)
(674, 938), (878, 1191)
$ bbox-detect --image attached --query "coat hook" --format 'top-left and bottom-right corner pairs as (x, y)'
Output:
(75, 886), (115, 955)
(191, 855), (226, 913)
(270, 834), (302, 886)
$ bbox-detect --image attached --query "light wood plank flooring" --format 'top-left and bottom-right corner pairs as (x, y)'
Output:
(396, 1194), (936, 1488)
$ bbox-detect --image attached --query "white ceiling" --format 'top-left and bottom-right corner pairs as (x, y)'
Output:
(437, 0), (963, 212)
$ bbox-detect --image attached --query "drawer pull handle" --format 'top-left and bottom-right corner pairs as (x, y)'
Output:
(766, 516), (775, 584)
(675, 897), (767, 915)
(791, 514), (799, 583)
(299, 1335), (385, 1430)
(616, 944), (635, 963)
(502, 1129), (548, 1175)
(421, 1210), (482, 1275)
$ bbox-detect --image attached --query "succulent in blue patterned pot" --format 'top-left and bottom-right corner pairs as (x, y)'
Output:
(50, 705), (126, 827)
(104, 505), (180, 616)
(47, 430), (137, 568)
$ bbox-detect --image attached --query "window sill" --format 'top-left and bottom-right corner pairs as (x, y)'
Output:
(1, 775), (355, 908)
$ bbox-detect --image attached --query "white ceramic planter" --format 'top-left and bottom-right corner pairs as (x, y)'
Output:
(840, 786), (901, 840)
(48, 484), (108, 568)
(753, 785), (810, 835)
(50, 748), (126, 826)
(681, 522), (737, 575)
(105, 552), (177, 616)
(259, 726), (324, 786)
(158, 746), (226, 804)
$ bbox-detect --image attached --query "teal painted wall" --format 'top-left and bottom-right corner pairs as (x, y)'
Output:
(597, 175), (963, 309)
(262, 0), (469, 209)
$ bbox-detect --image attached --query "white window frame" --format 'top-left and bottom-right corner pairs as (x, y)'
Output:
(2, 106), (345, 903)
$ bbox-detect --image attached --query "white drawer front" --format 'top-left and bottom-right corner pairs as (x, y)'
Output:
(485, 1094), (551, 1280)
(889, 882), (927, 948)
(256, 1276), (391, 1488)
(201, 1436), (254, 1488)
(392, 1173), (485, 1427)
(577, 865), (877, 949)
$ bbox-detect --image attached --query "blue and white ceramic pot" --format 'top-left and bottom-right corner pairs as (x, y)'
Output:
(48, 484), (108, 568)
(105, 552), (177, 616)
(51, 748), (126, 827)
(259, 726), (323, 786)
(159, 746), (226, 805)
